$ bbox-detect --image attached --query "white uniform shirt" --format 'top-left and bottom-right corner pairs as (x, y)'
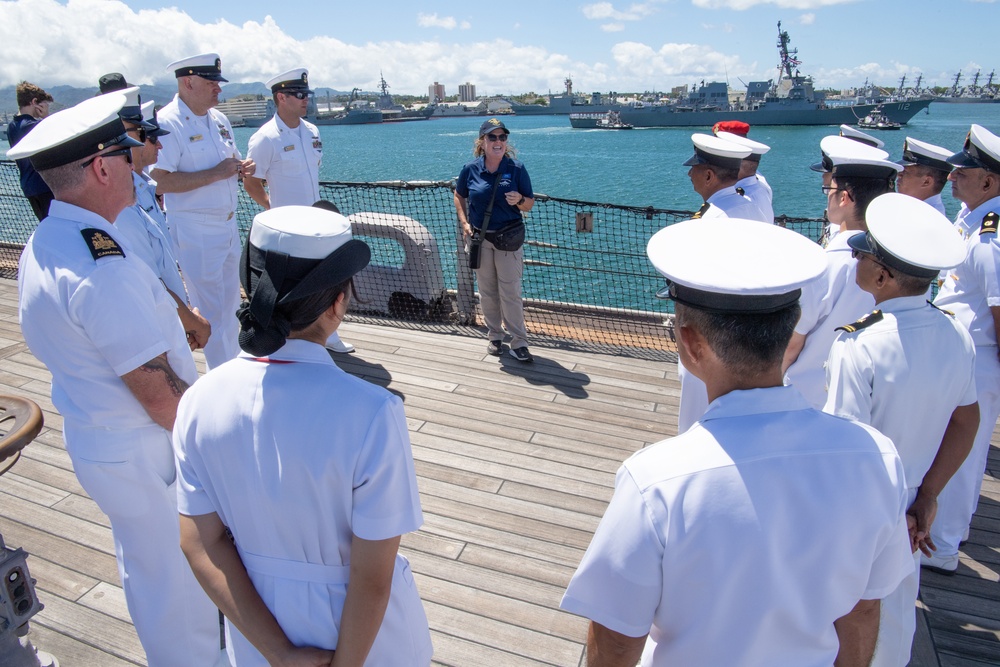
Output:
(18, 200), (196, 431)
(787, 230), (875, 408)
(736, 174), (774, 222)
(174, 339), (432, 666)
(134, 171), (177, 253)
(825, 295), (978, 488)
(935, 196), (1000, 347)
(707, 186), (766, 221)
(562, 386), (913, 667)
(155, 94), (241, 216)
(925, 193), (947, 217)
(246, 114), (322, 207)
(113, 172), (188, 302)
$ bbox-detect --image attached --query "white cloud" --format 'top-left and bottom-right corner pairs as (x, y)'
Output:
(799, 13), (816, 24)
(417, 13), (458, 29)
(609, 41), (746, 86)
(582, 2), (658, 21)
(692, 0), (857, 10)
(602, 23), (626, 32)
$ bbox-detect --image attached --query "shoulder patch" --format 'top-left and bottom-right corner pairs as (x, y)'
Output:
(735, 187), (745, 196)
(81, 228), (125, 261)
(692, 202), (711, 219)
(836, 309), (883, 333)
(980, 212), (999, 236)
(928, 300), (955, 317)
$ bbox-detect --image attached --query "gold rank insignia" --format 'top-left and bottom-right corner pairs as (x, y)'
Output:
(81, 228), (125, 260)
(736, 187), (745, 196)
(980, 212), (999, 236)
(928, 301), (955, 317)
(692, 202), (711, 219)
(189, 134), (203, 142)
(283, 145), (296, 152)
(836, 309), (883, 333)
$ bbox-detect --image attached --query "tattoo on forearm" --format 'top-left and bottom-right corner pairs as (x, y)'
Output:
(139, 353), (190, 396)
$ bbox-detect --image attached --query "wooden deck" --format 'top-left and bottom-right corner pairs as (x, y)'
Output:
(0, 275), (996, 666)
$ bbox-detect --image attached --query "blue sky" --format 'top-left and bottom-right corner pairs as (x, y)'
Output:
(1, 0), (998, 94)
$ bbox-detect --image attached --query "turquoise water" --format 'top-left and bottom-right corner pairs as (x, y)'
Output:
(231, 104), (1000, 220)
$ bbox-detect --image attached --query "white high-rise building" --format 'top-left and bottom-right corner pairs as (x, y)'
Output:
(458, 83), (477, 103)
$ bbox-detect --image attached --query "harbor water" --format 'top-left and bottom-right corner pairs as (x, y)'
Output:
(229, 103), (1000, 220)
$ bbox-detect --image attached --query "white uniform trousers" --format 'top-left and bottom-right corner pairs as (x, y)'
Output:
(931, 346), (1000, 555)
(65, 423), (220, 666)
(676, 360), (709, 434)
(871, 488), (920, 667)
(170, 211), (242, 369)
(475, 239), (529, 349)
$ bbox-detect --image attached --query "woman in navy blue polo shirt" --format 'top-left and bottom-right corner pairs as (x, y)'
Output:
(454, 118), (535, 362)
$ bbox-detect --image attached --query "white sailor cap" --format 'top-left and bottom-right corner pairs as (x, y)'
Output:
(811, 135), (901, 179)
(168, 53), (228, 82)
(948, 124), (1000, 174)
(647, 218), (825, 314)
(140, 100), (170, 138)
(849, 193), (966, 279)
(839, 124), (885, 149)
(266, 68), (312, 95)
(715, 131), (770, 161)
(6, 93), (143, 171)
(683, 134), (752, 171)
(897, 137), (953, 173)
(117, 86), (156, 130)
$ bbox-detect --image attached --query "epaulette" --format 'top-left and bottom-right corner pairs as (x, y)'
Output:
(980, 212), (999, 236)
(836, 309), (883, 333)
(692, 202), (711, 219)
(928, 300), (955, 317)
(81, 228), (125, 261)
(735, 187), (745, 196)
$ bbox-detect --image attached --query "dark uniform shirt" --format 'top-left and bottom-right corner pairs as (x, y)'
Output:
(456, 156), (533, 232)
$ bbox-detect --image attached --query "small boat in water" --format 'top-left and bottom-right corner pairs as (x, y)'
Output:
(570, 110), (634, 130)
(856, 105), (901, 131)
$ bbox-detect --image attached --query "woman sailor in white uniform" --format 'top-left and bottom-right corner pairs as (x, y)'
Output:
(173, 205), (433, 666)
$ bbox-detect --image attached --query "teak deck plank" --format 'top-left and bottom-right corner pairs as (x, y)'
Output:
(0, 275), (995, 666)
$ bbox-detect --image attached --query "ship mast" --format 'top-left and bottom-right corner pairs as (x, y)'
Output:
(776, 21), (801, 80)
(898, 74), (906, 94)
(972, 70), (981, 90)
(950, 71), (962, 96)
(378, 72), (390, 97)
(915, 74), (923, 91)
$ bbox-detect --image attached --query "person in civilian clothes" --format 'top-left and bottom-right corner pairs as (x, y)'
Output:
(561, 217), (913, 667)
(5, 81), (55, 220)
(152, 52), (256, 369)
(825, 193), (979, 667)
(454, 118), (535, 362)
(925, 124), (1000, 573)
(174, 206), (433, 666)
(244, 68), (354, 354)
(9, 93), (222, 667)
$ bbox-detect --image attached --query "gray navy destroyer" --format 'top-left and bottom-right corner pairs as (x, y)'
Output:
(558, 22), (933, 128)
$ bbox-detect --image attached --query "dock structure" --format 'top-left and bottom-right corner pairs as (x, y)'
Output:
(0, 276), (996, 666)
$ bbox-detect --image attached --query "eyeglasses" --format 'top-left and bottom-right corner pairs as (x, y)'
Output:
(281, 90), (311, 100)
(127, 127), (152, 143)
(486, 133), (508, 142)
(821, 185), (845, 195)
(80, 146), (133, 168)
(851, 249), (894, 278)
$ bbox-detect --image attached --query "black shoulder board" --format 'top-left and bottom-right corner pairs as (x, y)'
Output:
(928, 300), (955, 317)
(81, 228), (125, 261)
(736, 187), (745, 196)
(980, 211), (999, 236)
(692, 202), (711, 219)
(836, 309), (883, 333)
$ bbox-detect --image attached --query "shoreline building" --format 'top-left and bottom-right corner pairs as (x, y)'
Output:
(429, 82), (446, 104)
(459, 83), (477, 103)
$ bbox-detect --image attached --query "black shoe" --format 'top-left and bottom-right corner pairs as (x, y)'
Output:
(487, 340), (504, 356)
(509, 347), (533, 362)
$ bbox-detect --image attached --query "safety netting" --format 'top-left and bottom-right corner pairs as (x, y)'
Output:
(0, 161), (824, 360)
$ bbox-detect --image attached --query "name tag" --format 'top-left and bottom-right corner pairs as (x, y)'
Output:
(283, 145), (296, 152)
(189, 134), (203, 142)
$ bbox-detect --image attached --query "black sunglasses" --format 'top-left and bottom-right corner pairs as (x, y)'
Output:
(81, 146), (133, 168)
(126, 127), (157, 144)
(486, 133), (508, 142)
(281, 90), (311, 100)
(851, 248), (895, 278)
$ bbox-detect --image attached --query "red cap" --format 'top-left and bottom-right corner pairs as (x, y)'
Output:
(712, 120), (751, 137)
